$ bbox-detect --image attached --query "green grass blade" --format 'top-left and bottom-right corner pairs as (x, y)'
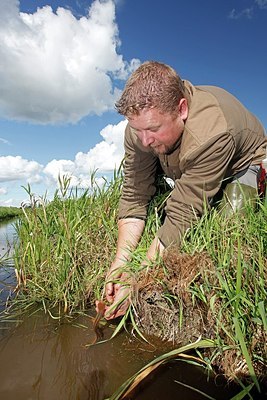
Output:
(174, 379), (216, 400)
(258, 301), (267, 333)
(233, 317), (260, 392)
(229, 383), (254, 400)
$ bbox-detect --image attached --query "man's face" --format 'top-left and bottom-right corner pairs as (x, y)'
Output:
(127, 101), (187, 155)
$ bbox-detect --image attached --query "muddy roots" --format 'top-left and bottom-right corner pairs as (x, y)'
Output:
(134, 250), (215, 343)
(133, 249), (267, 384)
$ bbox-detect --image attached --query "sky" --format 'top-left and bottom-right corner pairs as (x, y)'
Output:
(0, 0), (266, 207)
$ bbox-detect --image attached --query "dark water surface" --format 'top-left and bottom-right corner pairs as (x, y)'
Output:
(0, 221), (261, 400)
(0, 309), (242, 400)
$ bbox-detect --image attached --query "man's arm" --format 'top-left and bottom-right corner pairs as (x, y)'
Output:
(104, 218), (145, 319)
(157, 133), (236, 247)
(103, 124), (160, 319)
(104, 219), (165, 319)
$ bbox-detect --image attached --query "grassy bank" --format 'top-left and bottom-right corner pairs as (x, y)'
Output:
(10, 172), (267, 393)
(135, 202), (266, 391)
(0, 206), (22, 222)
(13, 173), (122, 313)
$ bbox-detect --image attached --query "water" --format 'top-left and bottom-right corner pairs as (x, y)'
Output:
(0, 310), (160, 399)
(0, 220), (261, 400)
(0, 218), (17, 262)
(0, 220), (17, 313)
(0, 309), (243, 400)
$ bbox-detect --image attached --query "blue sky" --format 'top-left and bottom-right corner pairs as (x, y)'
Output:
(0, 0), (266, 206)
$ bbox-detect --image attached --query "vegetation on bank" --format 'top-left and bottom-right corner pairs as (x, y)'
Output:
(9, 172), (267, 395)
(0, 206), (22, 221)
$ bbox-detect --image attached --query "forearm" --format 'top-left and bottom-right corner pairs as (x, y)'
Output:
(105, 217), (145, 306)
(113, 217), (145, 265)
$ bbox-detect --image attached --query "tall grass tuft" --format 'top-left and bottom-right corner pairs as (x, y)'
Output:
(180, 201), (267, 387)
(13, 171), (123, 314)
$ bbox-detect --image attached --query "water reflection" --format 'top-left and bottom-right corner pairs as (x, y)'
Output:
(0, 306), (246, 400)
(0, 219), (17, 263)
(0, 310), (159, 400)
(0, 266), (16, 314)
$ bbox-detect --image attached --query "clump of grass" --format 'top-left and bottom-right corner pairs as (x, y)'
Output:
(13, 170), (123, 314)
(133, 200), (266, 391)
(181, 203), (266, 385)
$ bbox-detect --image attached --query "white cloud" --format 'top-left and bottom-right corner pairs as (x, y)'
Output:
(0, 0), (139, 124)
(229, 1), (267, 19)
(255, 0), (267, 9)
(0, 187), (7, 195)
(43, 119), (126, 186)
(228, 7), (254, 19)
(0, 119), (127, 206)
(0, 155), (43, 183)
(0, 137), (11, 145)
(0, 198), (14, 206)
(0, 119), (126, 192)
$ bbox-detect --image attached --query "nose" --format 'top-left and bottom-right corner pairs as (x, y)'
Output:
(139, 131), (154, 147)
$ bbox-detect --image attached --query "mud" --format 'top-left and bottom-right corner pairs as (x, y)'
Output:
(134, 249), (267, 386)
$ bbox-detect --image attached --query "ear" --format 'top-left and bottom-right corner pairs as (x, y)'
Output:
(178, 98), (188, 120)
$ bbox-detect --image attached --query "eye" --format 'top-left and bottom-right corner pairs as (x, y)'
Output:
(149, 127), (159, 133)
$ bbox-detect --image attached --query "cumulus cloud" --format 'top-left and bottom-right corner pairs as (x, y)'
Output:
(0, 0), (139, 124)
(0, 119), (126, 192)
(43, 119), (126, 186)
(0, 155), (43, 183)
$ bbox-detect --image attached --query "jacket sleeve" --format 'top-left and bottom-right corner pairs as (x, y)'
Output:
(118, 124), (159, 220)
(157, 132), (236, 247)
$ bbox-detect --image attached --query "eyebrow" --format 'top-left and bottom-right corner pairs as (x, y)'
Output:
(129, 123), (161, 131)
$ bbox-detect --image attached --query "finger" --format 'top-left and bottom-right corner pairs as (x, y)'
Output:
(104, 290), (130, 320)
(105, 269), (122, 302)
(105, 282), (115, 303)
(105, 300), (129, 320)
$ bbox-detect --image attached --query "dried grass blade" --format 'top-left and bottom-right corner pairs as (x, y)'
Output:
(107, 338), (215, 400)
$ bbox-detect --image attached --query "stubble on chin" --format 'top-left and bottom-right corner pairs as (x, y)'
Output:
(153, 144), (175, 155)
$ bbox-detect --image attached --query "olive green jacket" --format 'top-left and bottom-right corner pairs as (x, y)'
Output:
(118, 81), (267, 247)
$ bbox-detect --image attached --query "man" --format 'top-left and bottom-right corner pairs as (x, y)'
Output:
(101, 61), (266, 320)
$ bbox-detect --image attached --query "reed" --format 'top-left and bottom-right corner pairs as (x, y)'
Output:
(13, 171), (123, 314)
(176, 202), (266, 391)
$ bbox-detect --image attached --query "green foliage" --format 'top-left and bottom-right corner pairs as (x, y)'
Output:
(181, 202), (267, 390)
(0, 206), (22, 221)
(13, 171), (123, 313)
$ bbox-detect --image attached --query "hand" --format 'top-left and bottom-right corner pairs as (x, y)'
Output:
(104, 267), (131, 320)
